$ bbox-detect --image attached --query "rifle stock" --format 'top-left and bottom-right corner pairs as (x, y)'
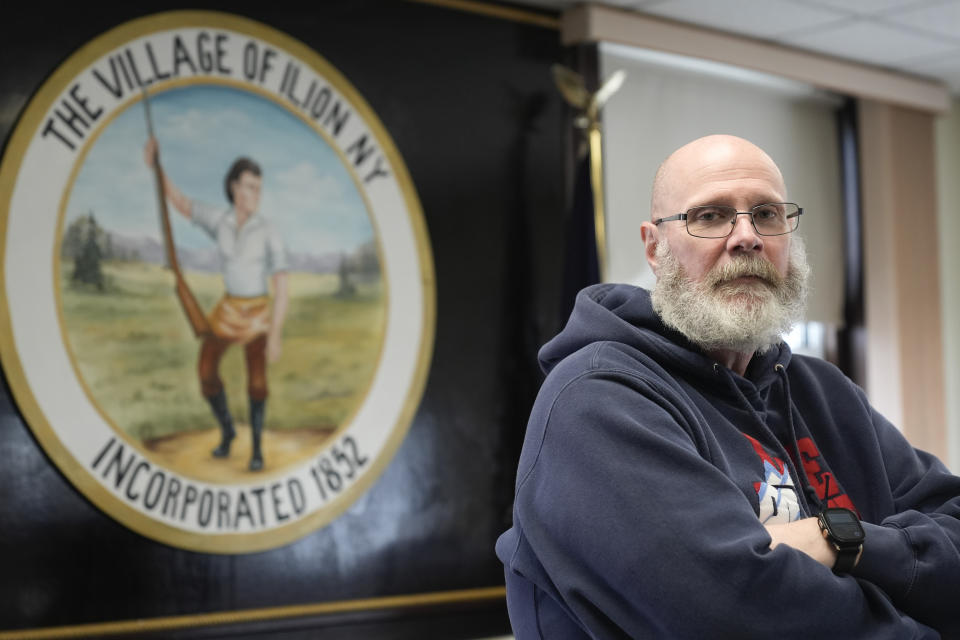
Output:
(175, 271), (212, 338)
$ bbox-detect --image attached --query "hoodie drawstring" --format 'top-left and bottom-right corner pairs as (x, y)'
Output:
(774, 364), (824, 512)
(713, 362), (822, 516)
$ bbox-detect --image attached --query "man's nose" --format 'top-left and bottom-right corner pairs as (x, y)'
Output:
(726, 212), (763, 252)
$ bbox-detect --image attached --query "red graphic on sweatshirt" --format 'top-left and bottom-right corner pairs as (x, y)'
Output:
(742, 433), (802, 522)
(743, 433), (785, 475)
(743, 433), (783, 495)
(796, 437), (859, 514)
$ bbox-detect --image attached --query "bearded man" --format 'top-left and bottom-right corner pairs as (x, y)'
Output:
(496, 135), (960, 638)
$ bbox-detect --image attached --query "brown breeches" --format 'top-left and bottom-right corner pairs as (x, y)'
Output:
(198, 333), (268, 401)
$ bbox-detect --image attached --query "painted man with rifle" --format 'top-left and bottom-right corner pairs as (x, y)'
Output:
(144, 136), (289, 472)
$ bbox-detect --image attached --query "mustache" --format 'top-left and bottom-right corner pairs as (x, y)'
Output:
(706, 255), (784, 289)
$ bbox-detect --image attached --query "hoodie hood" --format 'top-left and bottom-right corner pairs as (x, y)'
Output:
(541, 283), (792, 392)
(541, 283), (817, 511)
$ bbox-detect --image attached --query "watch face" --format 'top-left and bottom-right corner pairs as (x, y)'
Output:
(824, 508), (864, 543)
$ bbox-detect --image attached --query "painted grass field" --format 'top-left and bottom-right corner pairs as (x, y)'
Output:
(60, 261), (385, 443)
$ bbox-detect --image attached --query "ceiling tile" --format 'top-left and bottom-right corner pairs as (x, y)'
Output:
(509, 0), (960, 95)
(637, 0), (847, 38)
(796, 0), (934, 15)
(780, 20), (959, 65)
(882, 1), (960, 42)
(898, 49), (960, 90)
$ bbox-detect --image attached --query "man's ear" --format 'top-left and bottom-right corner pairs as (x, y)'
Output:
(640, 221), (660, 276)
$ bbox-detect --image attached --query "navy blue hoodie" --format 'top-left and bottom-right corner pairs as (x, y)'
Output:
(496, 284), (960, 639)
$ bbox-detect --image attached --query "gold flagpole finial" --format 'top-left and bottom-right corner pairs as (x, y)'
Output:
(552, 65), (626, 283)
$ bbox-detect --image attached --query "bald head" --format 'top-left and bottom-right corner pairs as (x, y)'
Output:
(650, 135), (786, 221)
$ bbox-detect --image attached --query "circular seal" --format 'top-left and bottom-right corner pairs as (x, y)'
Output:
(0, 11), (435, 553)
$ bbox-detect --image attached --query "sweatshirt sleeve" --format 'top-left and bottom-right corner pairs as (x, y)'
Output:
(851, 404), (960, 636)
(504, 363), (938, 639)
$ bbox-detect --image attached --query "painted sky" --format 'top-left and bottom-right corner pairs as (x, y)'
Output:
(66, 84), (374, 255)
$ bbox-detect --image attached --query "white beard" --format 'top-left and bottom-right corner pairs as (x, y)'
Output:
(650, 236), (810, 355)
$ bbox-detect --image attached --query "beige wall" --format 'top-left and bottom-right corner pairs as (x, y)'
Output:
(859, 102), (947, 462)
(936, 98), (960, 472)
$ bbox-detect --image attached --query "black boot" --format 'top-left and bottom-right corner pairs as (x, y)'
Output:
(208, 390), (235, 458)
(249, 398), (265, 471)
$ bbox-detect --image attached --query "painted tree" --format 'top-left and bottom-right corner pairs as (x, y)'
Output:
(71, 216), (105, 290)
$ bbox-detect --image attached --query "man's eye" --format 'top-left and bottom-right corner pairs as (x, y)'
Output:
(754, 206), (781, 220)
(692, 208), (725, 222)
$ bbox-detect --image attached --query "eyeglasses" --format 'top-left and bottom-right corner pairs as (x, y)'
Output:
(654, 203), (802, 238)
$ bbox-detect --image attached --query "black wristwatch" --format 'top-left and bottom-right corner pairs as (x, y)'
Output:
(817, 507), (865, 575)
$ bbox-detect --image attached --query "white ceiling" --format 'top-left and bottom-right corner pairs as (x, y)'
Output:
(513, 0), (960, 95)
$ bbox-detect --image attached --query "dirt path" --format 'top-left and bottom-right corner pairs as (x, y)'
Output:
(144, 424), (337, 483)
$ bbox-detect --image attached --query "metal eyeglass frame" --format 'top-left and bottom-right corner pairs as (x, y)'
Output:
(654, 203), (803, 238)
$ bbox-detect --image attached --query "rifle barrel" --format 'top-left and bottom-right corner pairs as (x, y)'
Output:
(141, 88), (211, 338)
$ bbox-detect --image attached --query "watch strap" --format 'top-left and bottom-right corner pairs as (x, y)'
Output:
(832, 544), (860, 575)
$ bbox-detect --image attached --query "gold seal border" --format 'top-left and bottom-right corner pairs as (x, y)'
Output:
(0, 10), (436, 554)
(0, 586), (505, 639)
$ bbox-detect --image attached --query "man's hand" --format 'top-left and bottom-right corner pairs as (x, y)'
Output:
(267, 272), (289, 364)
(765, 517), (837, 569)
(142, 136), (193, 218)
(266, 329), (282, 363)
